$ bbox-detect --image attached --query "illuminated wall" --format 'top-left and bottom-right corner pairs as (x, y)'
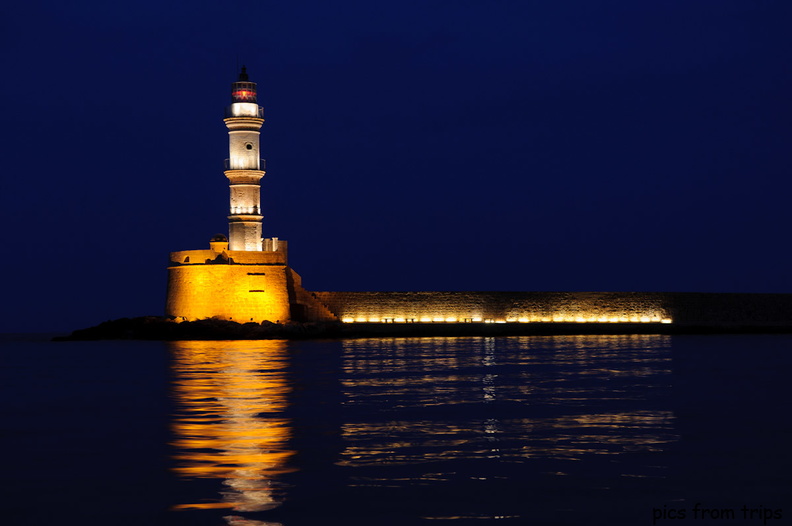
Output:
(167, 241), (792, 327)
(167, 261), (292, 323)
(311, 291), (792, 326)
(313, 291), (672, 324)
(166, 246), (336, 323)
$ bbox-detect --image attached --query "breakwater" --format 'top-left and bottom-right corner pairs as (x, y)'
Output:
(313, 291), (792, 328)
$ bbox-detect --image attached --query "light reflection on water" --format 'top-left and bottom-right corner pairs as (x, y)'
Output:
(338, 335), (676, 476)
(169, 340), (293, 522)
(168, 335), (678, 523)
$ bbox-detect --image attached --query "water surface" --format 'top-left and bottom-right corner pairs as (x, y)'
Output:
(1, 334), (789, 525)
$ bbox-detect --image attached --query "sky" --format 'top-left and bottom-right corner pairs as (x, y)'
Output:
(2, 1), (792, 333)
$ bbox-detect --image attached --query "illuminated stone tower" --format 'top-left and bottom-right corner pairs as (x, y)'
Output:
(225, 67), (265, 251)
(165, 67), (336, 324)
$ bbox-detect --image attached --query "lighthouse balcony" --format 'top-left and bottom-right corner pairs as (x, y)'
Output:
(225, 158), (266, 170)
(229, 205), (261, 215)
(225, 106), (264, 119)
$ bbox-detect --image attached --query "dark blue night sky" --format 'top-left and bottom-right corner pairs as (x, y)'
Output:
(3, 1), (792, 333)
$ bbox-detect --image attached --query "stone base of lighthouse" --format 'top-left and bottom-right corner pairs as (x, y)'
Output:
(166, 238), (336, 323)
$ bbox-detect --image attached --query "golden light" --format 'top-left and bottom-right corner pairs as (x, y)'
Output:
(335, 310), (672, 326)
(169, 340), (294, 513)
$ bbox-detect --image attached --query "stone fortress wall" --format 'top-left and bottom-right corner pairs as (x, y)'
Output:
(167, 259), (792, 326)
(167, 261), (293, 323)
(312, 291), (792, 327)
(166, 242), (336, 324)
(165, 243), (792, 328)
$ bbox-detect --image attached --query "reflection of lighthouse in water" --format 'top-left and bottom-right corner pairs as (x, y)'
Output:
(169, 340), (294, 520)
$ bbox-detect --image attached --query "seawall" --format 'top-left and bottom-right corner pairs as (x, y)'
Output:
(313, 291), (792, 327)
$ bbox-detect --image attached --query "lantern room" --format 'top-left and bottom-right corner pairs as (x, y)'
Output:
(231, 66), (257, 103)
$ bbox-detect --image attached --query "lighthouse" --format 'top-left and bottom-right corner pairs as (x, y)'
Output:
(165, 67), (336, 323)
(163, 68), (677, 327)
(225, 66), (266, 251)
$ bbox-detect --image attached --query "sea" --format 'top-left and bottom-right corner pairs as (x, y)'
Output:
(1, 334), (790, 525)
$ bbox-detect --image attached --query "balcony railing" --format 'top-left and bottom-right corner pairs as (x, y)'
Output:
(225, 159), (266, 171)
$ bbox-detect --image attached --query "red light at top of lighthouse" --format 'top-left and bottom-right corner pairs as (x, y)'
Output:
(231, 66), (257, 103)
(232, 88), (256, 102)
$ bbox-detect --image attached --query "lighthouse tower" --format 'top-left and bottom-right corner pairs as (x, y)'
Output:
(165, 67), (336, 324)
(225, 67), (265, 251)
